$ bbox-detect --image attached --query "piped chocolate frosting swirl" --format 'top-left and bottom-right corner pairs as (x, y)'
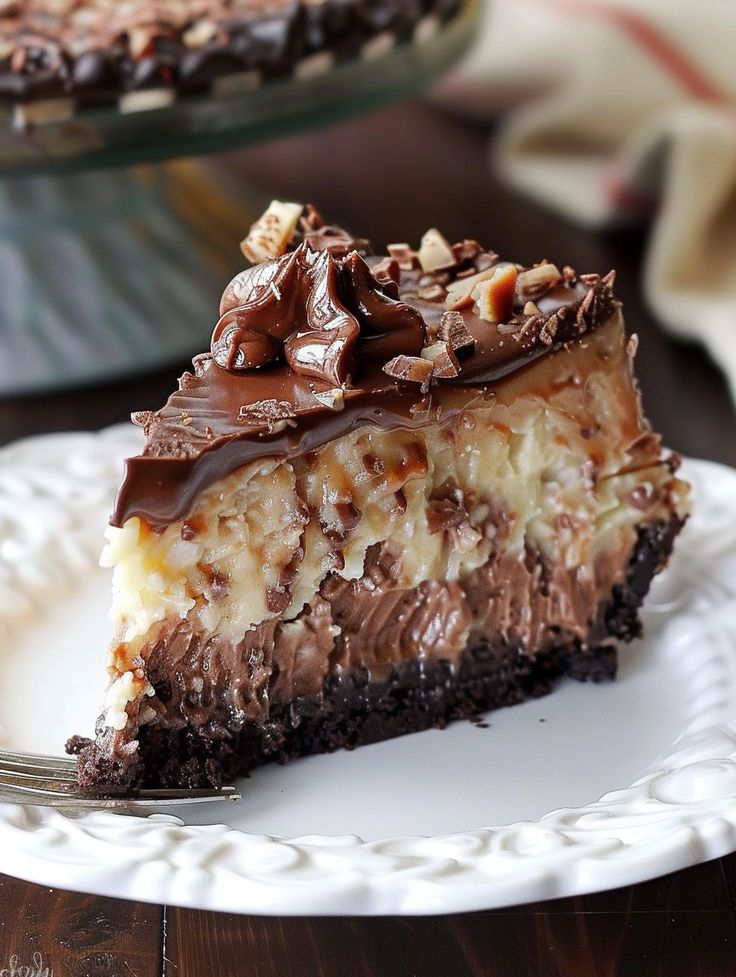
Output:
(112, 203), (617, 529)
(211, 244), (425, 386)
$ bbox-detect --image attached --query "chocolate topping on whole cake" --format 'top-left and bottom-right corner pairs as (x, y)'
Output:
(112, 202), (616, 529)
(0, 0), (465, 105)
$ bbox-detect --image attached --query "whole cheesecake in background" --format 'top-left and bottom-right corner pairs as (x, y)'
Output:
(67, 201), (690, 789)
(0, 0), (462, 114)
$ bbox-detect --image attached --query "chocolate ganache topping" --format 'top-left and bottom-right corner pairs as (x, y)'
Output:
(112, 203), (617, 529)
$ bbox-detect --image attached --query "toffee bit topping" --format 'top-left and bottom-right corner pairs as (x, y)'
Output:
(475, 251), (499, 272)
(383, 354), (433, 392)
(472, 264), (518, 323)
(579, 272), (601, 287)
(515, 263), (562, 303)
(445, 266), (498, 311)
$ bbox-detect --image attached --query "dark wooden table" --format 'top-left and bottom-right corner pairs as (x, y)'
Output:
(1, 102), (735, 975)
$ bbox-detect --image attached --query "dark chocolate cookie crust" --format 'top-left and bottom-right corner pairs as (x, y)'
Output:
(70, 517), (683, 791)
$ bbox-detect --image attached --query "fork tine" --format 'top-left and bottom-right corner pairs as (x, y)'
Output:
(0, 780), (241, 808)
(1, 770), (78, 788)
(0, 760), (78, 782)
(0, 768), (81, 790)
(0, 748), (77, 771)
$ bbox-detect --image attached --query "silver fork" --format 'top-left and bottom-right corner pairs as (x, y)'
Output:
(0, 748), (241, 808)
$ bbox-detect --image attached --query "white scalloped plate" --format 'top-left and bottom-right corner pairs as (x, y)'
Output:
(0, 427), (735, 915)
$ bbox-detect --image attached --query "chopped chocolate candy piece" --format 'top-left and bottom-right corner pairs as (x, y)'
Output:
(580, 272), (601, 287)
(538, 313), (559, 346)
(439, 311), (475, 354)
(421, 341), (461, 378)
(452, 239), (482, 264)
(383, 353), (433, 391)
(240, 200), (303, 264)
(387, 242), (416, 270)
(474, 251), (499, 272)
(371, 257), (401, 287)
(292, 207), (372, 257)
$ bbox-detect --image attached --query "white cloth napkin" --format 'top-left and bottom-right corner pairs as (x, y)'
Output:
(441, 0), (736, 404)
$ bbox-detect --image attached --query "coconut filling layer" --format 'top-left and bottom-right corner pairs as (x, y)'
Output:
(99, 313), (689, 733)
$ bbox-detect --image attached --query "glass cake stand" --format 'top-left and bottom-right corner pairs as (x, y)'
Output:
(0, 3), (477, 395)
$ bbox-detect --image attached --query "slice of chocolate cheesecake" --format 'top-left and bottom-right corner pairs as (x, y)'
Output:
(69, 202), (689, 789)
